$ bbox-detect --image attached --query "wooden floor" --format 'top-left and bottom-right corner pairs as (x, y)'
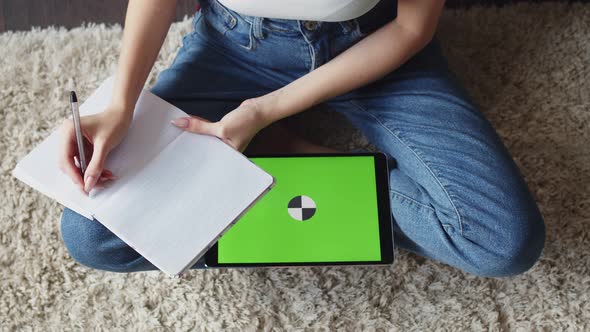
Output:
(0, 0), (585, 33)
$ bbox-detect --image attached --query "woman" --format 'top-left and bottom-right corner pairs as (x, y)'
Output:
(58, 0), (545, 277)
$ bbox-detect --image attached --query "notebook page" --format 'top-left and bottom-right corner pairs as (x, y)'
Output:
(12, 145), (93, 219)
(92, 131), (274, 276)
(86, 82), (189, 205)
(10, 77), (116, 218)
(11, 76), (188, 217)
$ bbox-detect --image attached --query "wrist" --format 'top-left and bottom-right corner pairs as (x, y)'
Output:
(249, 88), (287, 127)
(105, 102), (135, 123)
(109, 88), (140, 119)
(246, 92), (280, 129)
(252, 79), (322, 125)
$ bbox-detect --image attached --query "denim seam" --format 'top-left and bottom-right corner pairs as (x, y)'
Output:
(252, 17), (265, 39)
(297, 22), (316, 72)
(353, 19), (366, 38)
(202, 0), (257, 51)
(347, 99), (465, 236)
(245, 24), (255, 50)
(194, 9), (255, 53)
(232, 9), (255, 25)
(194, 20), (234, 55)
(340, 91), (475, 112)
(441, 224), (455, 233)
(389, 189), (436, 214)
(392, 187), (456, 236)
(338, 20), (354, 34)
(208, 0), (238, 30)
(192, 9), (204, 31)
(262, 21), (300, 34)
(193, 25), (256, 69)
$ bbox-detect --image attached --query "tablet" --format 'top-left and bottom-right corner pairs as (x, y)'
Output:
(204, 152), (393, 268)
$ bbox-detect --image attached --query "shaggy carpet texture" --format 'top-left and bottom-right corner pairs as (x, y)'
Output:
(1, 3), (589, 331)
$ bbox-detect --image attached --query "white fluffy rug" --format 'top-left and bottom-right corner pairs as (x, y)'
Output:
(2, 3), (589, 330)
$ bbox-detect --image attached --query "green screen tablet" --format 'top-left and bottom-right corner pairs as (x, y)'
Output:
(204, 153), (393, 267)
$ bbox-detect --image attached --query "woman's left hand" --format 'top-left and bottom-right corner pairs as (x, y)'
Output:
(170, 98), (270, 152)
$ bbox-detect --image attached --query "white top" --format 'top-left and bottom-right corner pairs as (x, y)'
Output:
(217, 0), (380, 22)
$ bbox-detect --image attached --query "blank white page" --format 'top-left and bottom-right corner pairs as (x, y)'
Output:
(94, 82), (187, 189)
(84, 77), (190, 206)
(92, 131), (274, 276)
(11, 130), (94, 219)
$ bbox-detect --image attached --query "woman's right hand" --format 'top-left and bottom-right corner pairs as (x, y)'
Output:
(58, 105), (133, 195)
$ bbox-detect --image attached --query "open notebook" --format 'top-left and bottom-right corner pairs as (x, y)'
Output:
(12, 76), (275, 277)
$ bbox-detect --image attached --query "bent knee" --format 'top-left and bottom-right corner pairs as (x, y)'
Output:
(463, 212), (546, 278)
(60, 208), (140, 272)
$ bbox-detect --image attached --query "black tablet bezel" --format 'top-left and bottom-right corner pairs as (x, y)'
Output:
(204, 152), (394, 268)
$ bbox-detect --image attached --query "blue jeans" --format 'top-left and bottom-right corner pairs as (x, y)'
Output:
(60, 0), (545, 277)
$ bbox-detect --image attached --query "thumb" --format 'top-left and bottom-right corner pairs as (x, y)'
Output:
(84, 140), (108, 193)
(171, 116), (219, 137)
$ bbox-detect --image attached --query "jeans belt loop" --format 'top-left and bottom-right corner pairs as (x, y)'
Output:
(252, 16), (265, 39)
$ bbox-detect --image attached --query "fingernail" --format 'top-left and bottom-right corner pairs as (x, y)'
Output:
(171, 118), (189, 128)
(84, 175), (96, 192)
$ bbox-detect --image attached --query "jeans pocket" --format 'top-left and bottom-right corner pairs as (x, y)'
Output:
(199, 0), (254, 50)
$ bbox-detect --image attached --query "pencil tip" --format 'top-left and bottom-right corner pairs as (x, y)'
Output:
(70, 91), (77, 103)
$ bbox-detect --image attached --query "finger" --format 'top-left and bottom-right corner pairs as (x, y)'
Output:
(171, 116), (219, 136)
(94, 175), (119, 190)
(83, 139), (109, 193)
(92, 183), (105, 190)
(189, 115), (212, 123)
(59, 121), (85, 191)
(82, 135), (94, 165)
(98, 174), (118, 182)
(101, 169), (114, 178)
(60, 156), (85, 191)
